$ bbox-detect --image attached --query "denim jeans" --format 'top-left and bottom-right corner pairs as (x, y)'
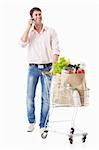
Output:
(26, 64), (52, 128)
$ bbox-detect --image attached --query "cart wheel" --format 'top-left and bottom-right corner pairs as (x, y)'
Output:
(70, 128), (75, 134)
(41, 130), (48, 139)
(82, 134), (87, 143)
(69, 136), (73, 144)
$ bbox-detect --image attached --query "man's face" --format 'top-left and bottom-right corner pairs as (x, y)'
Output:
(32, 10), (42, 24)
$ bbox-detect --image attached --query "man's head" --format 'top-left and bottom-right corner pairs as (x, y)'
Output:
(30, 7), (42, 24)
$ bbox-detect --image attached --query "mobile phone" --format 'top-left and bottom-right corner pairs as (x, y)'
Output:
(31, 18), (34, 21)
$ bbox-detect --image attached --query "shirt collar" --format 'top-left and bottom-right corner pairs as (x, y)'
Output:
(32, 25), (47, 33)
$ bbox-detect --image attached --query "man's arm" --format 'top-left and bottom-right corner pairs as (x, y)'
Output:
(20, 20), (33, 46)
(52, 54), (59, 69)
(50, 29), (60, 70)
(21, 27), (31, 43)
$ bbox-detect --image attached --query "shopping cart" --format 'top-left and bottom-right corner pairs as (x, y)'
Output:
(41, 72), (89, 144)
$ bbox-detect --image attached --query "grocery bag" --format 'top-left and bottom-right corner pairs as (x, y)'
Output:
(52, 73), (89, 106)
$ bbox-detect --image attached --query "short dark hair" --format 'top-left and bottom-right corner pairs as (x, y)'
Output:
(30, 7), (42, 17)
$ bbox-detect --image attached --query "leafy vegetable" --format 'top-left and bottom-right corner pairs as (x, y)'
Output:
(53, 57), (71, 75)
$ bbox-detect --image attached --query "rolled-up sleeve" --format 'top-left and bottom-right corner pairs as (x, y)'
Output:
(19, 39), (29, 47)
(51, 29), (60, 55)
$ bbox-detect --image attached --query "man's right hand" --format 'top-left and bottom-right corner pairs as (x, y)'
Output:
(27, 19), (34, 29)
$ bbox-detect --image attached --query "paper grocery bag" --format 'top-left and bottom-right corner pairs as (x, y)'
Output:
(61, 73), (87, 106)
(52, 74), (62, 105)
(52, 73), (88, 106)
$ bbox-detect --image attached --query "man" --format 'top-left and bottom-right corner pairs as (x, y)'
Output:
(20, 7), (60, 135)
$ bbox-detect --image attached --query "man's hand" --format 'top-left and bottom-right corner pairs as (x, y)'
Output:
(28, 19), (34, 28)
(26, 19), (34, 31)
(49, 68), (54, 76)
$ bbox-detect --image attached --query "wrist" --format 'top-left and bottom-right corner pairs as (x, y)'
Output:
(26, 26), (31, 32)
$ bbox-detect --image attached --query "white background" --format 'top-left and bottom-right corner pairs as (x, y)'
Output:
(1, 0), (99, 150)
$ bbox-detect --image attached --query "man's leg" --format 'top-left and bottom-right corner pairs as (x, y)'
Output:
(26, 66), (39, 125)
(39, 68), (52, 129)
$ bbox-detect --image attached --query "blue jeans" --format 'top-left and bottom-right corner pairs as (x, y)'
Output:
(26, 64), (52, 128)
